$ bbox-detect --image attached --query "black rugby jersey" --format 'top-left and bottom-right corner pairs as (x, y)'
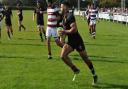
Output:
(63, 12), (83, 43)
(4, 8), (12, 22)
(34, 7), (45, 21)
(18, 8), (23, 17)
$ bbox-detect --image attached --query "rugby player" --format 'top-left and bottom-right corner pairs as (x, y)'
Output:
(60, 1), (98, 85)
(33, 2), (46, 42)
(17, 4), (26, 31)
(85, 5), (91, 34)
(46, 1), (63, 59)
(0, 6), (4, 41)
(4, 6), (13, 40)
(88, 4), (98, 39)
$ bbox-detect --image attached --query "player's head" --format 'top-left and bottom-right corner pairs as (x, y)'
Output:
(17, 3), (20, 8)
(87, 4), (90, 9)
(37, 2), (41, 8)
(47, 0), (53, 7)
(4, 5), (9, 10)
(60, 1), (70, 14)
(90, 3), (94, 9)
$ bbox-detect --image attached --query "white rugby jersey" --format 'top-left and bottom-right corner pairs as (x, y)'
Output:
(47, 6), (58, 28)
(89, 8), (98, 20)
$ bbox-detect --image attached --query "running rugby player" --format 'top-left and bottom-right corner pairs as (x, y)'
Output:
(4, 6), (13, 40)
(46, 1), (64, 59)
(60, 1), (98, 85)
(17, 4), (26, 31)
(33, 2), (46, 42)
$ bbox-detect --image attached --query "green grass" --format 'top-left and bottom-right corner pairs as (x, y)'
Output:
(0, 10), (128, 89)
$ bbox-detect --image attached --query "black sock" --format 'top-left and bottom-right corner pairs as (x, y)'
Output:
(71, 65), (79, 73)
(89, 64), (96, 76)
(19, 26), (21, 31)
(21, 25), (25, 30)
(40, 33), (43, 39)
(48, 53), (51, 55)
(7, 31), (11, 39)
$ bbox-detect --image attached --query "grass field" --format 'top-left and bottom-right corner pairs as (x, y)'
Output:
(0, 11), (128, 89)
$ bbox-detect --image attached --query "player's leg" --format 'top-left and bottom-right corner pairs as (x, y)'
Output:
(88, 19), (91, 34)
(41, 20), (46, 40)
(38, 26), (43, 42)
(46, 27), (52, 59)
(78, 50), (98, 85)
(18, 20), (21, 31)
(10, 26), (13, 36)
(89, 25), (92, 34)
(41, 26), (46, 40)
(92, 23), (96, 39)
(47, 37), (52, 59)
(0, 22), (1, 40)
(0, 28), (1, 41)
(21, 23), (26, 30)
(89, 21), (93, 37)
(60, 44), (80, 73)
(6, 26), (11, 39)
(20, 17), (26, 30)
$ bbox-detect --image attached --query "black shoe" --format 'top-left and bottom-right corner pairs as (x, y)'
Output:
(41, 38), (43, 42)
(24, 27), (26, 31)
(73, 68), (80, 74)
(92, 75), (98, 85)
(72, 69), (80, 81)
(48, 55), (52, 59)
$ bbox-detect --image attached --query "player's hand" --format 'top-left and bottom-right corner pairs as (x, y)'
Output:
(40, 11), (43, 14)
(60, 30), (66, 35)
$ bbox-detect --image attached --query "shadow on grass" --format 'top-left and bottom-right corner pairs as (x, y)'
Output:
(17, 38), (39, 41)
(71, 55), (128, 64)
(1, 43), (45, 47)
(17, 38), (58, 42)
(85, 43), (117, 47)
(0, 55), (37, 59)
(93, 83), (128, 89)
(101, 34), (128, 37)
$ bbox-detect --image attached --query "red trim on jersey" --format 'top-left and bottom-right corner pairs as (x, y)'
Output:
(48, 18), (57, 22)
(48, 13), (56, 15)
(48, 25), (57, 27)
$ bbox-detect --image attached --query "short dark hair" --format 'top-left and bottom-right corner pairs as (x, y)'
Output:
(61, 1), (70, 7)
(48, 0), (52, 4)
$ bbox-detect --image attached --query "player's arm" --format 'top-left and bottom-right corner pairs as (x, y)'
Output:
(61, 22), (77, 34)
(1, 14), (4, 21)
(11, 10), (13, 18)
(96, 8), (99, 19)
(17, 9), (20, 15)
(0, 11), (5, 21)
(33, 10), (36, 21)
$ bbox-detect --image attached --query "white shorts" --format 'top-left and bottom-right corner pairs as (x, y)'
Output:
(46, 27), (58, 38)
(90, 20), (96, 26)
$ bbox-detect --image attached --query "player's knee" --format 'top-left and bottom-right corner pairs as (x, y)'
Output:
(60, 56), (64, 60)
(47, 41), (50, 44)
(80, 53), (89, 61)
(60, 55), (66, 60)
